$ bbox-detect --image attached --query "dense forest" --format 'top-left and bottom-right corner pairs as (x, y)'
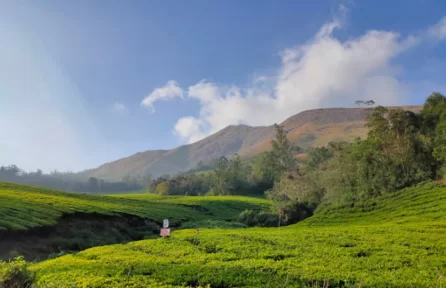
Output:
(147, 93), (446, 225)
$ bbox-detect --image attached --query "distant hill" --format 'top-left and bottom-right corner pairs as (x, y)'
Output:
(86, 106), (422, 180)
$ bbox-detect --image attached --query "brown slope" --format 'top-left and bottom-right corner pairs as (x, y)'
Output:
(87, 106), (422, 180)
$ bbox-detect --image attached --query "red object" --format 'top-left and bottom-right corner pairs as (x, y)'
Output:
(279, 210), (284, 215)
(160, 228), (171, 237)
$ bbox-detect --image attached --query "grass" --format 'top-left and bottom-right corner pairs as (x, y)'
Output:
(23, 182), (446, 287)
(0, 182), (271, 231)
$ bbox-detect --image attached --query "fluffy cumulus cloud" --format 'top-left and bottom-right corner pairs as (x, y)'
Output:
(144, 12), (446, 144)
(141, 80), (183, 112)
(111, 101), (128, 114)
(173, 117), (206, 144)
(172, 19), (416, 143)
(428, 16), (446, 40)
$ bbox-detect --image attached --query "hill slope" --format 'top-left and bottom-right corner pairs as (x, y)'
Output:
(29, 182), (446, 287)
(304, 181), (446, 226)
(0, 182), (270, 260)
(86, 106), (421, 180)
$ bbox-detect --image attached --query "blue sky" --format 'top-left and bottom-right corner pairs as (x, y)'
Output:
(1, 0), (446, 172)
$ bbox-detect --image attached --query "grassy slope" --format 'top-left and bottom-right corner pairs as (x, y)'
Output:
(0, 182), (270, 231)
(305, 181), (446, 226)
(30, 182), (446, 287)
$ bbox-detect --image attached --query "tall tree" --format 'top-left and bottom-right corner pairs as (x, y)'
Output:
(270, 124), (298, 173)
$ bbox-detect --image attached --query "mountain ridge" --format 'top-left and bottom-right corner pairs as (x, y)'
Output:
(86, 105), (422, 180)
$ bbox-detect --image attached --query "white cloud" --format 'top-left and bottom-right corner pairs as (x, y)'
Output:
(141, 80), (183, 112)
(174, 117), (206, 144)
(173, 15), (418, 144)
(428, 16), (446, 40)
(111, 101), (128, 114)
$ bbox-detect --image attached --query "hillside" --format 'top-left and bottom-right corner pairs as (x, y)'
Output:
(28, 182), (446, 287)
(86, 106), (422, 180)
(0, 182), (270, 260)
(304, 181), (446, 226)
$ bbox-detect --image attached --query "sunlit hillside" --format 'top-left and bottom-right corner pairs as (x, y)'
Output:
(27, 182), (446, 287)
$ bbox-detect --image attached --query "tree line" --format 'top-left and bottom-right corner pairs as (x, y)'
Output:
(147, 123), (300, 197)
(266, 93), (446, 221)
(0, 166), (144, 193)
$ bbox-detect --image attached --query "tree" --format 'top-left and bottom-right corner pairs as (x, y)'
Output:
(355, 100), (364, 107)
(355, 100), (374, 107)
(271, 124), (296, 166)
(424, 93), (446, 177)
(251, 124), (298, 185)
(210, 156), (236, 195)
(155, 181), (170, 195)
(207, 154), (252, 195)
(87, 177), (99, 193)
(303, 147), (333, 172)
(365, 100), (375, 106)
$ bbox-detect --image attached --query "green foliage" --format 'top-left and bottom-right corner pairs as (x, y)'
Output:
(270, 124), (298, 173)
(239, 209), (278, 227)
(0, 257), (35, 288)
(156, 181), (171, 195)
(253, 125), (299, 184)
(151, 174), (210, 196)
(265, 93), (446, 215)
(267, 173), (324, 205)
(145, 124), (300, 198)
(208, 155), (251, 195)
(302, 147), (333, 172)
(0, 182), (271, 231)
(27, 183), (446, 288)
(0, 182), (271, 261)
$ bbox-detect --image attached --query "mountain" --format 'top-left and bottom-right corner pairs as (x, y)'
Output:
(86, 106), (422, 180)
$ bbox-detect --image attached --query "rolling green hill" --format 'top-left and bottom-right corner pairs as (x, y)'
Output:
(0, 182), (270, 260)
(23, 182), (446, 287)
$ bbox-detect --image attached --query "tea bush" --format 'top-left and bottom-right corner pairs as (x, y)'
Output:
(28, 182), (446, 287)
(0, 257), (35, 288)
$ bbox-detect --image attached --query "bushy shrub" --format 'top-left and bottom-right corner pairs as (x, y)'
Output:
(239, 209), (278, 227)
(280, 200), (316, 225)
(0, 256), (35, 288)
(240, 201), (315, 227)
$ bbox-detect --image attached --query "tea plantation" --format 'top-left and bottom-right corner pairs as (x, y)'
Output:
(0, 182), (270, 260)
(17, 182), (446, 287)
(0, 182), (271, 231)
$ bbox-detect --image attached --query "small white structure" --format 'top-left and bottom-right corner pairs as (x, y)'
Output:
(160, 219), (170, 237)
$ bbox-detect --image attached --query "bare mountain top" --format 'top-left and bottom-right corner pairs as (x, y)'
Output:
(87, 106), (422, 180)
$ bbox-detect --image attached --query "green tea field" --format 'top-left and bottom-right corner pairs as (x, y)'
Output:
(0, 182), (270, 260)
(0, 182), (270, 231)
(21, 182), (446, 287)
